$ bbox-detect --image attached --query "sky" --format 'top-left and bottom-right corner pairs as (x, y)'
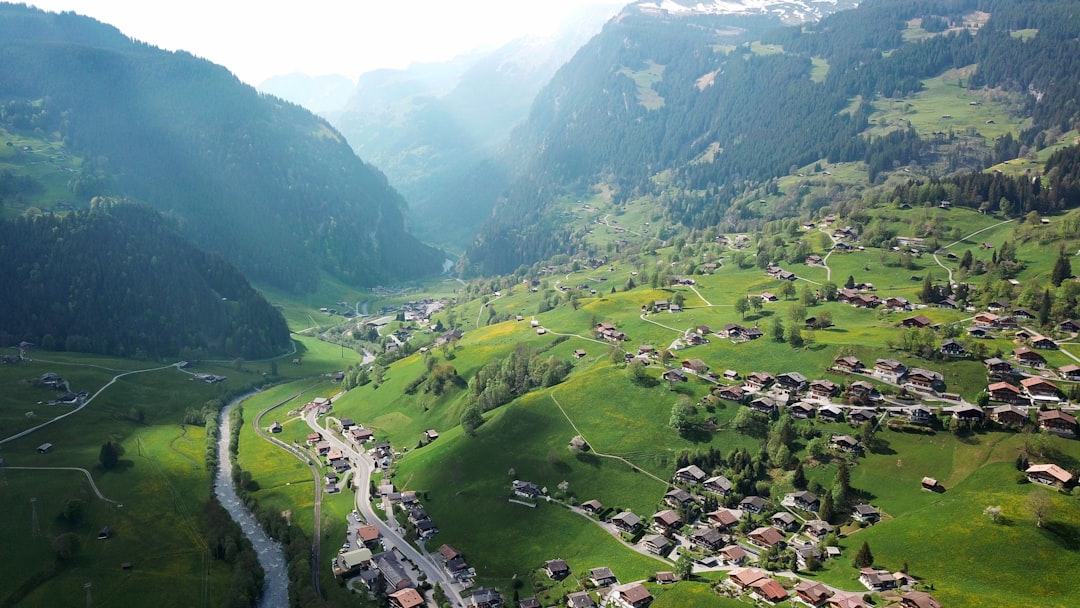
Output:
(26, 0), (628, 85)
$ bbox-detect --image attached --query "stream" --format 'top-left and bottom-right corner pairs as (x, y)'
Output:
(215, 396), (289, 607)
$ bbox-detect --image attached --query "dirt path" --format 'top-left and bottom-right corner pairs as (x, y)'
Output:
(932, 219), (1015, 284)
(5, 466), (122, 505)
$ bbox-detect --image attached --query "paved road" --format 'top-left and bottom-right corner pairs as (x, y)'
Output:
(301, 411), (467, 607)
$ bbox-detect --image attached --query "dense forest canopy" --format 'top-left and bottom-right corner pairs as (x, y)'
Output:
(0, 200), (292, 359)
(0, 4), (444, 292)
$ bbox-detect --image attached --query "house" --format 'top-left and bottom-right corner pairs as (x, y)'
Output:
(727, 567), (767, 589)
(806, 254), (823, 265)
(901, 315), (933, 329)
(612, 512), (642, 533)
(995, 315), (1019, 329)
(1060, 319), (1080, 333)
(520, 599), (541, 608)
(847, 408), (877, 425)
(339, 418), (356, 429)
(675, 464), (707, 485)
(809, 380), (839, 400)
(468, 588), (503, 608)
(776, 371), (809, 392)
(745, 371), (775, 391)
(606, 582), (653, 608)
(829, 434), (861, 453)
(545, 559), (571, 580)
(373, 551), (414, 591)
(848, 380), (875, 398)
(655, 571), (677, 585)
(789, 402), (815, 419)
(1059, 364), (1080, 381)
(662, 369), (687, 383)
(704, 475), (733, 496)
(990, 404), (1028, 427)
(574, 349), (587, 359)
(334, 548), (374, 577)
(740, 496), (768, 514)
(905, 368), (944, 392)
(652, 509), (682, 532)
(852, 504), (879, 523)
(749, 396), (779, 416)
(36, 443), (53, 453)
(940, 339), (965, 357)
(985, 358), (1013, 375)
(682, 359), (709, 374)
(719, 545), (747, 566)
(748, 526), (786, 549)
(899, 591), (942, 608)
(581, 499), (603, 514)
(833, 356), (864, 373)
(1021, 377), (1060, 401)
(827, 593), (870, 608)
(305, 432), (322, 445)
(943, 404), (983, 422)
(1026, 463), (1073, 487)
(749, 577), (790, 603)
(642, 534), (671, 555)
(690, 527), (726, 551)
(589, 566), (618, 587)
(795, 580), (833, 607)
(885, 297), (911, 311)
(97, 526), (111, 540)
(973, 312), (999, 327)
(818, 405), (845, 423)
(859, 568), (897, 591)
(1031, 335), (1058, 350)
(567, 592), (596, 608)
(921, 477), (940, 491)
(988, 381), (1024, 403)
(268, 422), (282, 433)
(1038, 409), (1078, 438)
(389, 588), (425, 608)
(967, 326), (990, 339)
(1014, 347), (1046, 367)
(905, 405), (933, 423)
(771, 511), (797, 531)
(714, 385), (745, 402)
(664, 488), (693, 509)
(706, 508), (740, 529)
(350, 427), (375, 443)
(804, 519), (834, 541)
(787, 491), (820, 512)
(874, 359), (907, 383)
(512, 480), (542, 499)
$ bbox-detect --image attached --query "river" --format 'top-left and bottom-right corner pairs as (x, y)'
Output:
(215, 396), (289, 608)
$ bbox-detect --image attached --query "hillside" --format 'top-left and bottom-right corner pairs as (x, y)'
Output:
(0, 3), (443, 293)
(0, 199), (291, 359)
(460, 0), (1080, 276)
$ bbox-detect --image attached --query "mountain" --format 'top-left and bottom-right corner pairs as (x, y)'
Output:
(0, 199), (292, 359)
(257, 73), (356, 114)
(460, 0), (1080, 276)
(633, 0), (861, 22)
(331, 4), (619, 250)
(0, 4), (444, 293)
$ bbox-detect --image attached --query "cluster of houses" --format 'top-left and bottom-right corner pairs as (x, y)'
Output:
(539, 560), (654, 608)
(400, 298), (447, 323)
(725, 567), (939, 607)
(595, 322), (628, 343)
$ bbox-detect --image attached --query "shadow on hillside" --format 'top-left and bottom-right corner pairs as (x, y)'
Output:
(1040, 520), (1080, 551)
(575, 451), (601, 468)
(99, 459), (135, 473)
(868, 437), (897, 455)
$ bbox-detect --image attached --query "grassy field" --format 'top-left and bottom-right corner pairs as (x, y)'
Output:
(0, 125), (86, 219)
(617, 60), (666, 110)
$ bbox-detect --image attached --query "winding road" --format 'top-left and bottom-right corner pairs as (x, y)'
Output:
(932, 219), (1015, 284)
(4, 466), (122, 505)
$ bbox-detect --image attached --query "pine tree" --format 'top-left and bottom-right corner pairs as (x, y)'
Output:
(793, 462), (807, 490)
(1039, 289), (1052, 326)
(818, 491), (835, 523)
(1052, 250), (1072, 287)
(854, 541), (874, 568)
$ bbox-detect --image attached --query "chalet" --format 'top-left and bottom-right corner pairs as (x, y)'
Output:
(739, 496), (768, 514)
(566, 591), (596, 608)
(652, 509), (683, 532)
(1026, 463), (1073, 487)
(776, 371), (809, 392)
(728, 567), (767, 590)
(771, 511), (798, 531)
(315, 441), (331, 455)
(859, 568), (898, 592)
(940, 339), (965, 357)
(269, 422), (282, 433)
(520, 599), (541, 608)
(789, 402), (815, 419)
(795, 580), (833, 607)
(704, 475), (733, 496)
(1060, 319), (1080, 333)
(749, 396), (779, 416)
(804, 520), (834, 542)
(995, 315), (1019, 329)
(1013, 307), (1036, 320)
(743, 327), (764, 341)
(1014, 347), (1046, 367)
(967, 327), (990, 339)
(545, 559), (571, 580)
(723, 369), (740, 381)
(905, 405), (933, 423)
(1031, 335), (1058, 350)
(809, 379), (839, 400)
(706, 508), (740, 529)
(1015, 330), (1033, 341)
(884, 297), (911, 311)
(829, 434), (860, 453)
(606, 582), (653, 608)
(828, 593), (870, 608)
(305, 432), (322, 445)
(833, 227), (858, 240)
(373, 551), (413, 591)
(833, 356), (864, 374)
(512, 480), (542, 499)
(943, 404), (984, 422)
(675, 464), (707, 485)
(681, 359), (709, 374)
(745, 371), (775, 391)
(973, 312), (999, 327)
(990, 404), (1028, 427)
(612, 512), (642, 534)
(574, 349), (587, 359)
(749, 578), (789, 604)
(358, 525), (380, 546)
(690, 527), (726, 551)
(899, 591), (942, 608)
(339, 418), (356, 429)
(847, 408), (877, 425)
(1021, 377), (1060, 401)
(351, 427), (375, 443)
(719, 544), (747, 566)
(664, 488), (693, 509)
(787, 491), (820, 512)
(589, 566), (618, 587)
(334, 548), (374, 578)
(642, 534), (671, 556)
(757, 292), (779, 302)
(874, 359), (907, 383)
(662, 369), (687, 383)
(901, 315), (933, 329)
(714, 385), (745, 402)
(1060, 364), (1080, 381)
(939, 296), (959, 310)
(655, 571), (677, 585)
(852, 294), (881, 309)
(467, 588), (504, 608)
(984, 358), (1012, 375)
(389, 589), (425, 608)
(852, 504), (879, 523)
(747, 526), (786, 550)
(806, 254), (823, 265)
(1038, 409), (1078, 438)
(638, 345), (656, 356)
(818, 405), (845, 423)
(905, 368), (943, 392)
(921, 477), (940, 491)
(581, 500), (603, 514)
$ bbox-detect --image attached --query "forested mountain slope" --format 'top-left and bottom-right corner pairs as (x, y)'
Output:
(0, 4), (443, 293)
(461, 0), (1080, 276)
(0, 200), (292, 359)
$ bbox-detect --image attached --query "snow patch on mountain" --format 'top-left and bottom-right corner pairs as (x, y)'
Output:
(634, 0), (859, 23)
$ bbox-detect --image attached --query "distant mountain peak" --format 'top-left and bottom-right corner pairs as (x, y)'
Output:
(633, 0), (860, 23)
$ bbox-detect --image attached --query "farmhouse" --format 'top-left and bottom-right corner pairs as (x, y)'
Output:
(1059, 364), (1080, 381)
(990, 405), (1028, 427)
(1021, 377), (1060, 402)
(1014, 347), (1046, 367)
(988, 382), (1024, 403)
(714, 385), (745, 402)
(984, 358), (1012, 375)
(833, 356), (864, 373)
(1038, 409), (1078, 438)
(1026, 463), (1073, 487)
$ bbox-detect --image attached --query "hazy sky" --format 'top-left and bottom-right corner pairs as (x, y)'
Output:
(27, 1), (627, 85)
